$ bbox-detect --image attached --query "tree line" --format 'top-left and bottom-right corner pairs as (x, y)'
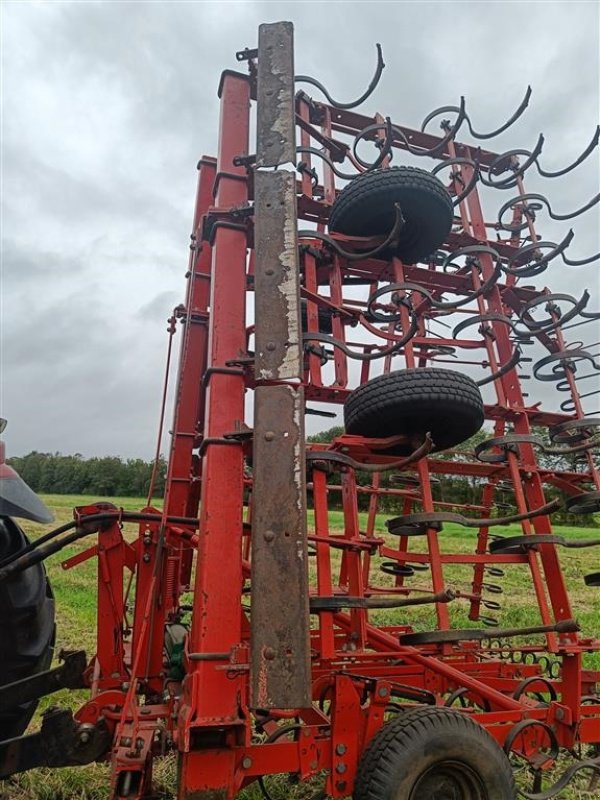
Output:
(7, 451), (167, 498)
(7, 428), (596, 527)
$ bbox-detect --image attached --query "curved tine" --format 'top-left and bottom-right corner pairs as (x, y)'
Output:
(297, 146), (359, 181)
(504, 231), (575, 277)
(476, 347), (522, 387)
(452, 313), (522, 340)
(369, 116), (394, 169)
(421, 87), (531, 141)
(518, 757), (600, 800)
(497, 193), (548, 233)
(562, 249), (600, 267)
(402, 98), (467, 156)
(295, 43), (385, 110)
(580, 308), (600, 320)
(537, 125), (600, 178)
(352, 116), (394, 171)
(420, 103), (464, 133)
(307, 433), (432, 473)
(299, 203), (405, 261)
(519, 290), (591, 332)
(303, 313), (418, 362)
(368, 257), (503, 317)
(431, 153), (480, 206)
(466, 85), (532, 139)
(479, 135), (545, 189)
(499, 192), (600, 232)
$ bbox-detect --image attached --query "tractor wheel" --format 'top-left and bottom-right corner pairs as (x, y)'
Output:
(0, 516), (55, 741)
(344, 368), (484, 454)
(328, 166), (453, 265)
(353, 706), (515, 800)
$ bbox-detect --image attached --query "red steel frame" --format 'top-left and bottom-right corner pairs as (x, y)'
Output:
(57, 23), (600, 800)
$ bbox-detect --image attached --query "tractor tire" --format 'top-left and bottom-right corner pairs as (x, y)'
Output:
(353, 706), (515, 800)
(344, 368), (484, 453)
(0, 516), (55, 741)
(328, 166), (453, 265)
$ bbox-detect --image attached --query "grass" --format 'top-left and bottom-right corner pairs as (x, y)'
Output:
(1, 494), (599, 799)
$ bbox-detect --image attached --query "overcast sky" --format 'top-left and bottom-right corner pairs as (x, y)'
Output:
(2, 0), (599, 459)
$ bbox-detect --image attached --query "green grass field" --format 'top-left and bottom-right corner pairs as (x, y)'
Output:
(2, 494), (599, 799)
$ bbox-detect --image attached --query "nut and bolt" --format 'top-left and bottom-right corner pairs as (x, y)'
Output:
(266, 341), (276, 351)
(264, 431), (276, 442)
(378, 686), (390, 698)
(242, 757), (253, 769)
(335, 763), (347, 774)
(335, 743), (347, 756)
(143, 553), (151, 563)
(264, 647), (276, 661)
(263, 530), (275, 542)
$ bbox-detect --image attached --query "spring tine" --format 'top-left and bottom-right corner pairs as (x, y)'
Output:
(499, 192), (600, 233)
(537, 125), (600, 177)
(295, 43), (384, 109)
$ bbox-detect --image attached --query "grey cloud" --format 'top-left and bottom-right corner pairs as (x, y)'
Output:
(1, 0), (599, 457)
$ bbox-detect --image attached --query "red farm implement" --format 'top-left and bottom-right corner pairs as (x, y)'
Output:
(1, 20), (600, 800)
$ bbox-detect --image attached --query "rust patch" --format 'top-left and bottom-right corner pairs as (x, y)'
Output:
(250, 385), (311, 709)
(256, 21), (295, 168)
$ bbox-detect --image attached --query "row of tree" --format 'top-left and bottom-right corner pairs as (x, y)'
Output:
(7, 427), (596, 526)
(7, 451), (167, 498)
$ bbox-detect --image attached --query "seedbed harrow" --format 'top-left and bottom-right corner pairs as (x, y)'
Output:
(1, 21), (599, 800)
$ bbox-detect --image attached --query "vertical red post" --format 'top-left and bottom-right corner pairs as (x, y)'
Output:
(177, 71), (250, 799)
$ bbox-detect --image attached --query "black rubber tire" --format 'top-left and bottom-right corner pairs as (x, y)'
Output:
(328, 166), (453, 265)
(354, 706), (516, 800)
(344, 368), (484, 453)
(0, 516), (55, 740)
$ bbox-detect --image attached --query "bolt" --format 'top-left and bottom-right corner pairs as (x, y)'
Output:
(555, 708), (564, 720)
(143, 553), (151, 563)
(79, 731), (91, 744)
(264, 431), (276, 442)
(143, 535), (152, 546)
(121, 682), (130, 691)
(120, 737), (132, 747)
(242, 757), (252, 769)
(336, 763), (347, 774)
(378, 687), (389, 698)
(264, 647), (276, 661)
(335, 743), (347, 756)
(263, 530), (275, 542)
(265, 267), (275, 276)
(266, 341), (276, 351)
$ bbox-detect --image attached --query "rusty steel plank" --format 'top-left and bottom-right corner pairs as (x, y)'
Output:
(256, 21), (295, 167)
(254, 169), (302, 380)
(250, 384), (311, 709)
